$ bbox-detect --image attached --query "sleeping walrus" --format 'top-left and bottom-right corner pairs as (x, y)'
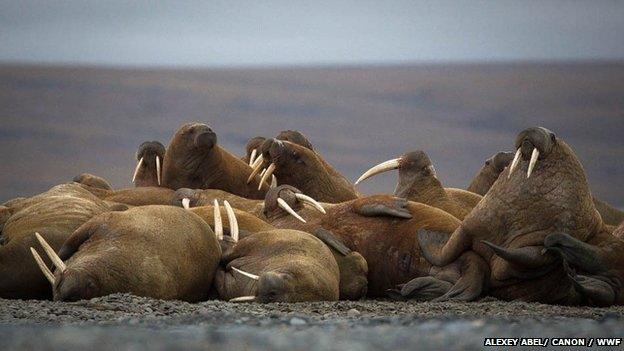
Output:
(73, 173), (113, 190)
(355, 150), (482, 220)
(132, 141), (165, 187)
(162, 122), (268, 199)
(31, 205), (221, 302)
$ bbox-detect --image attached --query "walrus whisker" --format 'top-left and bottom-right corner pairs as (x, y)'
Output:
(527, 148), (539, 178)
(131, 157), (144, 183)
(156, 156), (162, 186)
(277, 198), (306, 223)
(258, 163), (276, 190)
(231, 266), (260, 280)
(182, 198), (191, 210)
(249, 149), (257, 166)
(35, 232), (66, 273)
(30, 247), (55, 285)
(246, 155), (264, 184)
(213, 199), (223, 240)
(355, 158), (401, 185)
(294, 193), (326, 214)
(229, 295), (257, 302)
(507, 148), (521, 179)
(223, 200), (239, 242)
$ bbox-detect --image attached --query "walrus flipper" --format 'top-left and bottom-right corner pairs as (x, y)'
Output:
(571, 274), (616, 307)
(544, 232), (604, 273)
(434, 252), (489, 302)
(354, 197), (412, 219)
(58, 224), (98, 260)
(313, 228), (351, 256)
(388, 276), (453, 301)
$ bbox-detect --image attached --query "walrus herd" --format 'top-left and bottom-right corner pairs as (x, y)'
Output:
(1, 123), (623, 307)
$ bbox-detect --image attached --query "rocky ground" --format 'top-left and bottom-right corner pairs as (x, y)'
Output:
(1, 294), (623, 350)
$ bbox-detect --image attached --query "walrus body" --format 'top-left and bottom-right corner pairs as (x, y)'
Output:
(162, 123), (268, 199)
(0, 184), (111, 299)
(133, 141), (165, 187)
(73, 173), (113, 190)
(39, 205), (220, 302)
(78, 184), (176, 207)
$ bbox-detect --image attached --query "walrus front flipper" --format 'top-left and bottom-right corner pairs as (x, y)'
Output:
(571, 274), (616, 307)
(58, 223), (98, 260)
(313, 228), (351, 256)
(388, 276), (453, 301)
(354, 196), (412, 219)
(434, 251), (489, 302)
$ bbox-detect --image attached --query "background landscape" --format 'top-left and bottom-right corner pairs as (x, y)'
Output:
(1, 62), (623, 207)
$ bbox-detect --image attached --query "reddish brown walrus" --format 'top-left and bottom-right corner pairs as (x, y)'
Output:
(162, 122), (268, 199)
(31, 205), (221, 302)
(355, 150), (482, 220)
(132, 141), (165, 187)
(262, 185), (488, 300)
(0, 183), (112, 299)
(418, 127), (614, 305)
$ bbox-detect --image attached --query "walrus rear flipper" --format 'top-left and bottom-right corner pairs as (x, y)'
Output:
(434, 251), (489, 302)
(313, 228), (351, 256)
(544, 232), (605, 273)
(571, 274), (616, 307)
(387, 276), (453, 301)
(354, 197), (412, 219)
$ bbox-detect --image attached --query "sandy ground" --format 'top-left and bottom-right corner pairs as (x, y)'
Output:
(1, 294), (623, 350)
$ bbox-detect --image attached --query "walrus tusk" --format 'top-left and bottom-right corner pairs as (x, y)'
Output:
(231, 266), (260, 280)
(30, 247), (55, 285)
(258, 163), (276, 190)
(156, 156), (161, 186)
(259, 168), (267, 178)
(277, 198), (306, 223)
(229, 295), (257, 303)
(526, 148), (539, 178)
(249, 149), (257, 166)
(223, 200), (239, 242)
(246, 155), (264, 184)
(35, 232), (66, 273)
(294, 193), (326, 214)
(131, 157), (144, 183)
(182, 198), (191, 210)
(213, 199), (223, 240)
(355, 158), (401, 185)
(507, 148), (521, 179)
(270, 174), (277, 188)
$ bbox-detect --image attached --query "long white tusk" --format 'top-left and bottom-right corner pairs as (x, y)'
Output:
(527, 148), (540, 178)
(213, 199), (223, 240)
(258, 163), (276, 190)
(30, 247), (55, 285)
(246, 155), (264, 184)
(249, 149), (257, 166)
(355, 158), (401, 185)
(231, 266), (260, 280)
(277, 198), (306, 223)
(294, 193), (326, 214)
(182, 198), (191, 210)
(270, 174), (277, 188)
(34, 232), (66, 273)
(507, 148), (521, 179)
(156, 156), (162, 186)
(259, 168), (267, 178)
(229, 295), (257, 303)
(132, 157), (144, 183)
(223, 200), (239, 242)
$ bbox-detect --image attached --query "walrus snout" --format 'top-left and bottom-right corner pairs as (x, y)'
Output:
(256, 271), (294, 303)
(490, 151), (514, 172)
(172, 188), (198, 208)
(137, 141), (165, 160)
(508, 127), (557, 179)
(194, 129), (217, 149)
(54, 270), (99, 302)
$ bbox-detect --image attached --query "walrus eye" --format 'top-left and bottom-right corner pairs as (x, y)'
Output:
(293, 153), (304, 164)
(550, 133), (556, 143)
(484, 160), (491, 166)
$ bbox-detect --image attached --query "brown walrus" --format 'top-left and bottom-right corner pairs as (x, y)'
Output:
(241, 130), (314, 166)
(355, 150), (482, 220)
(132, 141), (165, 187)
(263, 185), (487, 299)
(162, 122), (268, 199)
(249, 138), (359, 203)
(73, 173), (113, 190)
(31, 205), (221, 302)
(77, 182), (176, 207)
(419, 127), (612, 305)
(241, 136), (266, 166)
(0, 183), (112, 299)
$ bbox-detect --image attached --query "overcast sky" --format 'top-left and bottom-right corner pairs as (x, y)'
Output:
(1, 0), (623, 67)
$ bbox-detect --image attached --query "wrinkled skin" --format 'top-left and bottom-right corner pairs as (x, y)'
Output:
(214, 229), (340, 303)
(51, 206), (220, 302)
(257, 139), (358, 203)
(241, 136), (266, 164)
(275, 130), (315, 151)
(419, 127), (607, 304)
(391, 151), (482, 220)
(79, 184), (176, 207)
(264, 186), (488, 299)
(134, 141), (166, 187)
(73, 173), (113, 190)
(162, 122), (268, 199)
(0, 184), (112, 299)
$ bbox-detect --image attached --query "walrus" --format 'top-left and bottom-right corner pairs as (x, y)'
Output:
(73, 173), (113, 190)
(132, 141), (165, 187)
(263, 185), (487, 299)
(355, 150), (482, 220)
(248, 138), (359, 203)
(242, 131), (314, 166)
(76, 182), (176, 207)
(31, 205), (221, 302)
(467, 151), (624, 226)
(208, 205), (340, 303)
(0, 183), (112, 299)
(241, 136), (266, 166)
(162, 122), (268, 199)
(418, 127), (612, 305)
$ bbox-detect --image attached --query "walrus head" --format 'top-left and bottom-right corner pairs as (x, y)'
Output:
(275, 130), (314, 151)
(73, 173), (113, 191)
(171, 188), (201, 209)
(263, 185), (326, 223)
(244, 136), (266, 166)
(467, 152), (515, 195)
(419, 127), (602, 302)
(133, 141), (166, 186)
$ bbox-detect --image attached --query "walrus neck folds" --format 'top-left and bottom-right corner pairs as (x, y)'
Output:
(394, 174), (448, 204)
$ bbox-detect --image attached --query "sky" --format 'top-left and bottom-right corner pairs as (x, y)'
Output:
(1, 0), (623, 67)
